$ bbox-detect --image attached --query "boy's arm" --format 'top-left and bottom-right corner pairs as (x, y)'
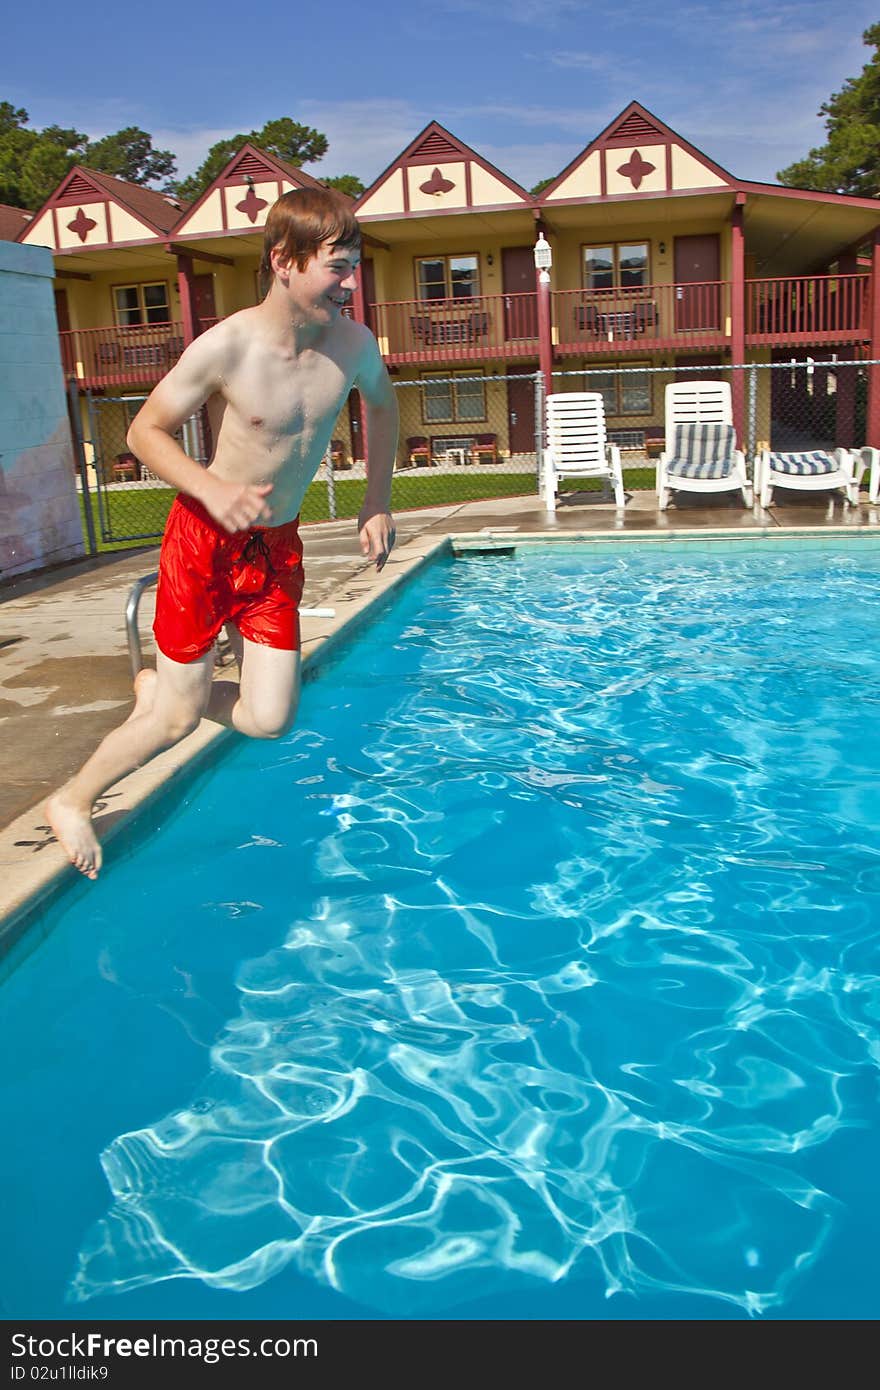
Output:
(126, 325), (272, 533)
(354, 331), (399, 570)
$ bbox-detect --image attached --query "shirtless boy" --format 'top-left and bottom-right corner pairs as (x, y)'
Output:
(46, 187), (398, 880)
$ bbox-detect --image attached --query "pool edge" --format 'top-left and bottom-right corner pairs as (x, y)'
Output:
(0, 532), (452, 957)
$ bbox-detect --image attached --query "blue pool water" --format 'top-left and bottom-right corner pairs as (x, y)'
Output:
(2, 537), (879, 1322)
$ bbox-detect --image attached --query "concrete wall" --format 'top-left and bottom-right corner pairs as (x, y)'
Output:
(0, 242), (83, 578)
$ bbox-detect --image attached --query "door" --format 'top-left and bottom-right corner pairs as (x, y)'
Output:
(502, 246), (537, 340)
(361, 258), (376, 331)
(348, 390), (365, 462)
(674, 234), (720, 331)
(193, 274), (216, 327)
(506, 376), (536, 455)
(54, 289), (75, 376)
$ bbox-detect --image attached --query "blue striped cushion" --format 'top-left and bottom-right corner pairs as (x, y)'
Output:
(666, 422), (735, 479)
(768, 451), (836, 477)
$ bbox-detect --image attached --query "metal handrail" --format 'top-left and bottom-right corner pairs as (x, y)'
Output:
(125, 573), (336, 681)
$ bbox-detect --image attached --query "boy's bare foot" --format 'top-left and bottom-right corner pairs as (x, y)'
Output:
(45, 792), (102, 880)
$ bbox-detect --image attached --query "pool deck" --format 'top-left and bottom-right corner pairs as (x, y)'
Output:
(2, 485), (879, 937)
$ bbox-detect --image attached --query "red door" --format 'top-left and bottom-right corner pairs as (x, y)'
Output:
(674, 234), (720, 331)
(361, 258), (376, 331)
(507, 375), (536, 454)
(193, 274), (216, 327)
(502, 246), (537, 340)
(54, 289), (75, 376)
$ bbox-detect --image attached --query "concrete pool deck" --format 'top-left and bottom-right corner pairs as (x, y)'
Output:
(2, 485), (879, 938)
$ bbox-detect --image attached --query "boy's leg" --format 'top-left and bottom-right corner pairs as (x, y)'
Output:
(203, 632), (301, 738)
(46, 648), (215, 879)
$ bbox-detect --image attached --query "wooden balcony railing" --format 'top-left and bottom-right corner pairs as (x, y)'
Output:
(745, 273), (868, 344)
(369, 293), (539, 364)
(60, 272), (873, 392)
(59, 321), (186, 388)
(554, 281), (731, 355)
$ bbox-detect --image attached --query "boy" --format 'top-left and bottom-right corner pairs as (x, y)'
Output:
(46, 187), (398, 880)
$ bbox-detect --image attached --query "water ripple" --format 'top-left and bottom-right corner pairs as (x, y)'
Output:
(67, 546), (880, 1317)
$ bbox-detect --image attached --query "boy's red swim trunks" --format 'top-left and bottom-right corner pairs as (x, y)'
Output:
(153, 494), (305, 663)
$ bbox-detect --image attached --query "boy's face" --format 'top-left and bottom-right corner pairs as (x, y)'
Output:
(272, 238), (361, 325)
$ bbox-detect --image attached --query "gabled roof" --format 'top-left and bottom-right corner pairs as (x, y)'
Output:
(16, 165), (186, 250)
(538, 100), (735, 204)
(0, 203), (32, 241)
(170, 141), (347, 240)
(72, 168), (187, 232)
(355, 120), (532, 220)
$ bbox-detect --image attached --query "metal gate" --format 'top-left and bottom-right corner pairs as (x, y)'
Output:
(80, 393), (210, 546)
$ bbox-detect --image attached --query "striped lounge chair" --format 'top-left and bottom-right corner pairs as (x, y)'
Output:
(656, 381), (752, 511)
(755, 445), (864, 509)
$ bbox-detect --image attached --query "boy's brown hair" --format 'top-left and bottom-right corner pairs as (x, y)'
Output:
(260, 187), (361, 293)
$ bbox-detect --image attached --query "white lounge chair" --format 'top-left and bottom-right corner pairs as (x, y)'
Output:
(754, 443), (864, 509)
(866, 447), (880, 504)
(543, 391), (625, 512)
(656, 380), (752, 511)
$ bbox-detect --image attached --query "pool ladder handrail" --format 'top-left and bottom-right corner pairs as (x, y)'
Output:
(125, 573), (335, 681)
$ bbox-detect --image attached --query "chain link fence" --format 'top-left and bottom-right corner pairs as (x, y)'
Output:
(73, 358), (877, 551)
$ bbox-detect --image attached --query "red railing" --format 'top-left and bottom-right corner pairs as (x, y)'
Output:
(745, 273), (868, 343)
(553, 281), (731, 355)
(369, 293), (539, 363)
(59, 321), (186, 388)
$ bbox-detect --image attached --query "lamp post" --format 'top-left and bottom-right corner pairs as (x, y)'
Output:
(534, 232), (553, 395)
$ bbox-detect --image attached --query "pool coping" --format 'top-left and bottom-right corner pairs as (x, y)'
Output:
(2, 520), (878, 955)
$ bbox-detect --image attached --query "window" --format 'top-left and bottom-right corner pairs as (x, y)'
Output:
(588, 363), (652, 417)
(113, 282), (170, 327)
(583, 243), (649, 290)
(421, 371), (486, 423)
(416, 255), (480, 302)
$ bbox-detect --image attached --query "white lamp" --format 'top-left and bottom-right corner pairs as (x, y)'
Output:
(534, 233), (552, 283)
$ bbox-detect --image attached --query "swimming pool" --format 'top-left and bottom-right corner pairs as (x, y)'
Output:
(1, 535), (879, 1321)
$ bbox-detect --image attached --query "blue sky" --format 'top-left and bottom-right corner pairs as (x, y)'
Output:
(3, 0), (874, 192)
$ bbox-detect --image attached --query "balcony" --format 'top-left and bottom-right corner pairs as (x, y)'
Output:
(59, 322), (186, 389)
(745, 273), (869, 346)
(555, 281), (731, 356)
(369, 293), (539, 365)
(553, 273), (870, 357)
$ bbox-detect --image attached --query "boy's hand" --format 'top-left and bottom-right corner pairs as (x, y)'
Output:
(358, 508), (396, 571)
(203, 479), (273, 533)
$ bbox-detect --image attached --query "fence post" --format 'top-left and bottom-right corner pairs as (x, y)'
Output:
(533, 370), (545, 494)
(324, 445), (337, 520)
(747, 364), (758, 469)
(67, 377), (96, 556)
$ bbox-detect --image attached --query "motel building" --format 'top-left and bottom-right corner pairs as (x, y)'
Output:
(13, 101), (880, 483)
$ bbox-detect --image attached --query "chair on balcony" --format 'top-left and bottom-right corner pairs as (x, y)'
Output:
(406, 436), (432, 467)
(410, 316), (432, 345)
(575, 304), (600, 335)
(468, 311), (490, 342)
(656, 381), (752, 511)
(754, 443), (864, 509)
(543, 392), (625, 513)
(472, 433), (498, 465)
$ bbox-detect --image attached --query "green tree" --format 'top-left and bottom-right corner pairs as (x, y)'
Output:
(0, 105), (177, 208)
(530, 176), (556, 196)
(83, 127), (177, 186)
(0, 108), (87, 208)
(173, 117), (330, 201)
(777, 24), (880, 195)
(322, 173), (365, 198)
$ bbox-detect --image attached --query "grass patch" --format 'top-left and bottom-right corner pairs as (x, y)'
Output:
(79, 467), (652, 552)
